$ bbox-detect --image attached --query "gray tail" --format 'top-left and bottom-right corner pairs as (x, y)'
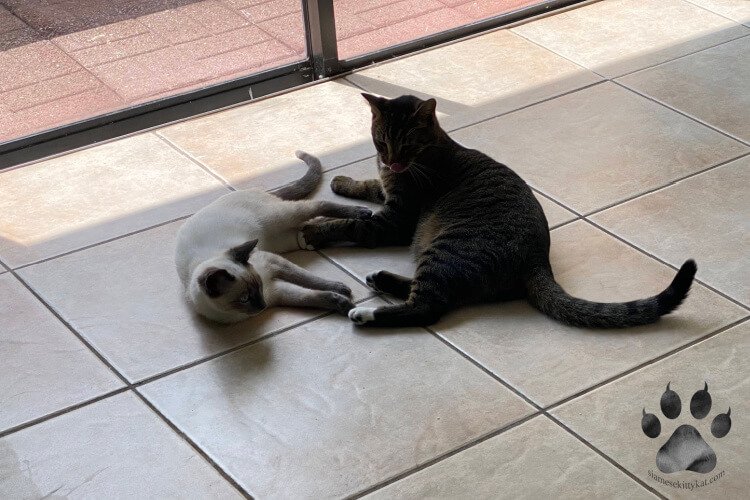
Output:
(269, 150), (323, 200)
(524, 260), (697, 328)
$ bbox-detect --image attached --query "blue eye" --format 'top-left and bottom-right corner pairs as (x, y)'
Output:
(239, 294), (250, 303)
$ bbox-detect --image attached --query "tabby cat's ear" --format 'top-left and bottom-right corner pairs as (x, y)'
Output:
(228, 239), (258, 264)
(362, 93), (386, 117)
(199, 268), (235, 298)
(414, 98), (437, 122)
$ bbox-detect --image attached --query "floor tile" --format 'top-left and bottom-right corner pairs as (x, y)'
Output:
(512, 0), (748, 78)
(687, 0), (750, 25)
(0, 133), (229, 268)
(19, 221), (371, 382)
(141, 299), (533, 498)
(346, 30), (601, 131)
(553, 320), (749, 499)
(0, 392), (240, 498)
(159, 80), (376, 190)
(450, 82), (748, 214)
(318, 157), (576, 227)
(593, 156), (750, 306)
(368, 416), (652, 499)
(618, 36), (750, 143)
(0, 273), (122, 432)
(429, 221), (745, 406)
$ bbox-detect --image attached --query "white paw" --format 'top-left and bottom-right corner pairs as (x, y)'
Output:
(297, 231), (315, 250)
(348, 306), (376, 325)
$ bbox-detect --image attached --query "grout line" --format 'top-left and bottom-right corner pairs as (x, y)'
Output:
(131, 388), (254, 499)
(347, 411), (543, 499)
(0, 387), (130, 439)
(510, 29), (607, 79)
(543, 315), (750, 413)
(156, 132), (236, 191)
(447, 80), (605, 134)
(682, 0), (750, 25)
(549, 216), (581, 231)
(582, 149), (750, 218)
(6, 267), (131, 385)
(132, 297), (375, 388)
(426, 326), (542, 409)
(134, 308), (331, 386)
(12, 214), (191, 271)
(9, 156), (378, 272)
(581, 218), (750, 311)
(612, 80), (750, 147)
(343, 75), (367, 92)
(613, 30), (750, 80)
(542, 413), (668, 499)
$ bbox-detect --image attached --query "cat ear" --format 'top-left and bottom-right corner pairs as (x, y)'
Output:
(199, 268), (235, 298)
(228, 239), (258, 264)
(413, 98), (437, 121)
(362, 93), (386, 117)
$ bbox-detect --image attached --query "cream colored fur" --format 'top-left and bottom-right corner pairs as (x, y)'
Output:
(175, 151), (370, 323)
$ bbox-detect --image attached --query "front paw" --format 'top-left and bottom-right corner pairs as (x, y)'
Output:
(330, 175), (353, 195)
(298, 223), (323, 250)
(325, 292), (354, 315)
(331, 282), (353, 298)
(348, 306), (376, 325)
(350, 206), (372, 219)
(365, 271), (382, 292)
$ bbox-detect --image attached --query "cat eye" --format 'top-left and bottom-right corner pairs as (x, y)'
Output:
(239, 293), (250, 303)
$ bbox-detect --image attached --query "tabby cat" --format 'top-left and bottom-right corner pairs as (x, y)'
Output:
(298, 94), (697, 328)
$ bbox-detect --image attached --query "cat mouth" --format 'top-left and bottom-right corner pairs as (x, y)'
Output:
(388, 162), (408, 173)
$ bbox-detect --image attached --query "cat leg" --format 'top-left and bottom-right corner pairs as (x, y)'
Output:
(268, 254), (352, 297)
(349, 251), (464, 327)
(295, 200), (373, 222)
(365, 270), (411, 300)
(330, 176), (385, 204)
(298, 209), (416, 249)
(273, 281), (353, 315)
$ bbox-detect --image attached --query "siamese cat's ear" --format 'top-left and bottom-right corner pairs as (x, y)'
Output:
(199, 268), (235, 298)
(362, 93), (386, 117)
(228, 239), (259, 264)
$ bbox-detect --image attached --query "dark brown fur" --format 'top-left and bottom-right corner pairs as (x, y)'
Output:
(300, 94), (696, 328)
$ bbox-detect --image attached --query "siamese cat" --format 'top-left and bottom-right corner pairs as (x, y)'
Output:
(175, 151), (372, 324)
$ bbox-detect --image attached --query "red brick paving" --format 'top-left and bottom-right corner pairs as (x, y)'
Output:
(0, 0), (540, 144)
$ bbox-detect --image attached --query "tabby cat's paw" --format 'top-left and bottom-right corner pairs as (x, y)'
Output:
(298, 222), (326, 250)
(350, 206), (373, 219)
(348, 306), (376, 325)
(324, 292), (354, 315)
(330, 175), (353, 194)
(329, 281), (352, 298)
(297, 230), (315, 250)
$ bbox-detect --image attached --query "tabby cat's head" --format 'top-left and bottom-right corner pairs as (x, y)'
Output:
(362, 93), (440, 174)
(190, 239), (266, 323)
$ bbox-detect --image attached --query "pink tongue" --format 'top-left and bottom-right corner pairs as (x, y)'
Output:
(389, 162), (407, 173)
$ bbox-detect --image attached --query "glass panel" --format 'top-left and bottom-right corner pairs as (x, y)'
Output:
(334, 0), (546, 60)
(0, 0), (306, 144)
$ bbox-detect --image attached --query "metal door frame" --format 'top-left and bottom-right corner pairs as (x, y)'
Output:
(0, 0), (587, 169)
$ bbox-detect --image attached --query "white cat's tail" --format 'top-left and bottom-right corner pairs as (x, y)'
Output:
(270, 150), (323, 200)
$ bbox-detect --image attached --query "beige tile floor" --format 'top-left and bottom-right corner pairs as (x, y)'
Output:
(1, 1), (748, 498)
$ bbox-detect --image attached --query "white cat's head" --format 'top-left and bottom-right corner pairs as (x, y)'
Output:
(188, 239), (266, 323)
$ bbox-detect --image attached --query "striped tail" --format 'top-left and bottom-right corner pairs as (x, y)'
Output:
(524, 260), (697, 328)
(270, 150), (323, 200)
